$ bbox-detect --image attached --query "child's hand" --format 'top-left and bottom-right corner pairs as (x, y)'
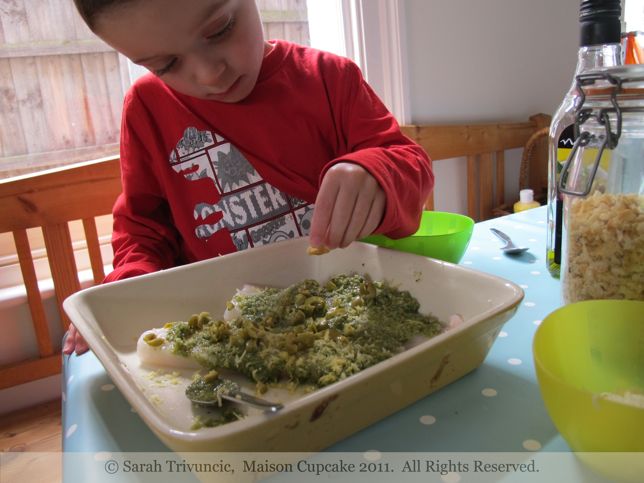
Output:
(310, 162), (386, 249)
(63, 324), (90, 356)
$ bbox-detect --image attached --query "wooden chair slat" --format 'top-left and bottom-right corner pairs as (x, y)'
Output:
(13, 229), (54, 357)
(42, 224), (81, 330)
(495, 150), (505, 208)
(0, 355), (61, 390)
(466, 155), (478, 220)
(0, 156), (121, 231)
(402, 119), (537, 161)
(83, 218), (105, 284)
(424, 193), (435, 211)
(479, 153), (494, 221)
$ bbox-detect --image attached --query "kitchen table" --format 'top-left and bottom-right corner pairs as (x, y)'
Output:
(60, 207), (613, 482)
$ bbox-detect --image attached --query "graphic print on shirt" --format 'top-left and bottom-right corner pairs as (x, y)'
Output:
(169, 127), (313, 251)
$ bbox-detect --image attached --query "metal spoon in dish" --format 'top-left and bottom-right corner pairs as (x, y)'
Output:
(490, 228), (529, 255)
(185, 376), (283, 412)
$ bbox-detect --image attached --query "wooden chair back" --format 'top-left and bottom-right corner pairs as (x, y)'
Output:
(0, 156), (121, 389)
(401, 113), (550, 221)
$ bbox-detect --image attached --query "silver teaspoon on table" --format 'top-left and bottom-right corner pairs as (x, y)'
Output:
(490, 228), (529, 255)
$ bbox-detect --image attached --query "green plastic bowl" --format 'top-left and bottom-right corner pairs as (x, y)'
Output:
(361, 211), (474, 263)
(533, 300), (644, 481)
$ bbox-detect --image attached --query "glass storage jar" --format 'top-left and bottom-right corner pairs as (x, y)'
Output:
(559, 65), (644, 303)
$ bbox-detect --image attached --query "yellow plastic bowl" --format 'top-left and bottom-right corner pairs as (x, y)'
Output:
(361, 211), (474, 263)
(533, 300), (644, 480)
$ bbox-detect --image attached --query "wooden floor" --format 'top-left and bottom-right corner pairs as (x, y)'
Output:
(0, 399), (62, 483)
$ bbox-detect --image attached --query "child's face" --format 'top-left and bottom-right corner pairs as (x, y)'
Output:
(95, 0), (267, 102)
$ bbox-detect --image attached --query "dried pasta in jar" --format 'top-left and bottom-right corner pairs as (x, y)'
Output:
(563, 193), (644, 303)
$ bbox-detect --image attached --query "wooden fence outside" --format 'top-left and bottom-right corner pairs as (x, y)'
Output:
(0, 0), (310, 179)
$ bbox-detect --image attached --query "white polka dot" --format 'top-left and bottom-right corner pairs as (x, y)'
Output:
(65, 424), (78, 438)
(498, 331), (508, 338)
(492, 256), (502, 260)
(441, 472), (462, 483)
(363, 450), (381, 461)
(482, 388), (498, 397)
(462, 260), (473, 265)
(419, 415), (436, 425)
(523, 439), (542, 451)
(520, 284), (529, 289)
(537, 220), (545, 224)
(524, 302), (536, 307)
(101, 384), (115, 391)
(67, 375), (74, 384)
(94, 452), (113, 461)
(530, 271), (541, 276)
(471, 246), (481, 251)
(528, 238), (537, 243)
(508, 358), (522, 366)
(533, 320), (542, 326)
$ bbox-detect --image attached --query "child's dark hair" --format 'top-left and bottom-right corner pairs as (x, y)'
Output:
(73, 0), (136, 30)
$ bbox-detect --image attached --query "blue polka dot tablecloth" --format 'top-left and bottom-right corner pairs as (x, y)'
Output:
(62, 207), (612, 482)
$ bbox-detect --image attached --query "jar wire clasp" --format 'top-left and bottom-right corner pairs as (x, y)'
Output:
(559, 72), (624, 197)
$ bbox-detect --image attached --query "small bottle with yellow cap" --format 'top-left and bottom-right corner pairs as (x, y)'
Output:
(513, 189), (540, 213)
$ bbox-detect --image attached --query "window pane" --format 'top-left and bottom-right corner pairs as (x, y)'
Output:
(0, 0), (125, 179)
(0, 0), (312, 179)
(260, 0), (310, 46)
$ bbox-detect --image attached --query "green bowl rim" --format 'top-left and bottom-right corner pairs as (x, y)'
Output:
(366, 211), (474, 242)
(533, 299), (644, 398)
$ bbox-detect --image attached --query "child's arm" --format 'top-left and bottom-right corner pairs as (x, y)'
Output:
(310, 58), (433, 249)
(104, 193), (182, 283)
(103, 89), (184, 284)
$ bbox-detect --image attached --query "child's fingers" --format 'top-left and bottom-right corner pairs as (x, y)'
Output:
(62, 324), (90, 356)
(62, 326), (75, 355)
(337, 188), (377, 247)
(355, 191), (386, 241)
(75, 332), (90, 355)
(335, 170), (385, 247)
(312, 163), (385, 249)
(325, 184), (358, 248)
(309, 172), (339, 247)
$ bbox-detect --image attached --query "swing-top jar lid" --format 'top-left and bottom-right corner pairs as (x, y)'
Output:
(560, 65), (644, 199)
(572, 64), (644, 151)
(576, 64), (644, 101)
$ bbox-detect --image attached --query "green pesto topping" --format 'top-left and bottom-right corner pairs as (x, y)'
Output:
(185, 374), (241, 405)
(189, 409), (242, 430)
(166, 274), (443, 389)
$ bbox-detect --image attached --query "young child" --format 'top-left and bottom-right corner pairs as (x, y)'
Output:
(64, 0), (434, 354)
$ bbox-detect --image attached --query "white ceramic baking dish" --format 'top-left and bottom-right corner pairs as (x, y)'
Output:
(64, 237), (523, 453)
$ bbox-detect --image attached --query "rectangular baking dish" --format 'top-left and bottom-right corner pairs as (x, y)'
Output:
(63, 237), (523, 452)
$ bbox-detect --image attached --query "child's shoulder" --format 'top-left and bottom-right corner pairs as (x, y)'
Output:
(128, 72), (168, 95)
(121, 72), (183, 115)
(274, 39), (358, 74)
(123, 72), (171, 107)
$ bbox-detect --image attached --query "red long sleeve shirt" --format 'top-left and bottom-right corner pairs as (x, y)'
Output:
(105, 40), (433, 282)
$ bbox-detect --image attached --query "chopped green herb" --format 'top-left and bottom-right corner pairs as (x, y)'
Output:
(185, 375), (241, 406)
(166, 274), (443, 390)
